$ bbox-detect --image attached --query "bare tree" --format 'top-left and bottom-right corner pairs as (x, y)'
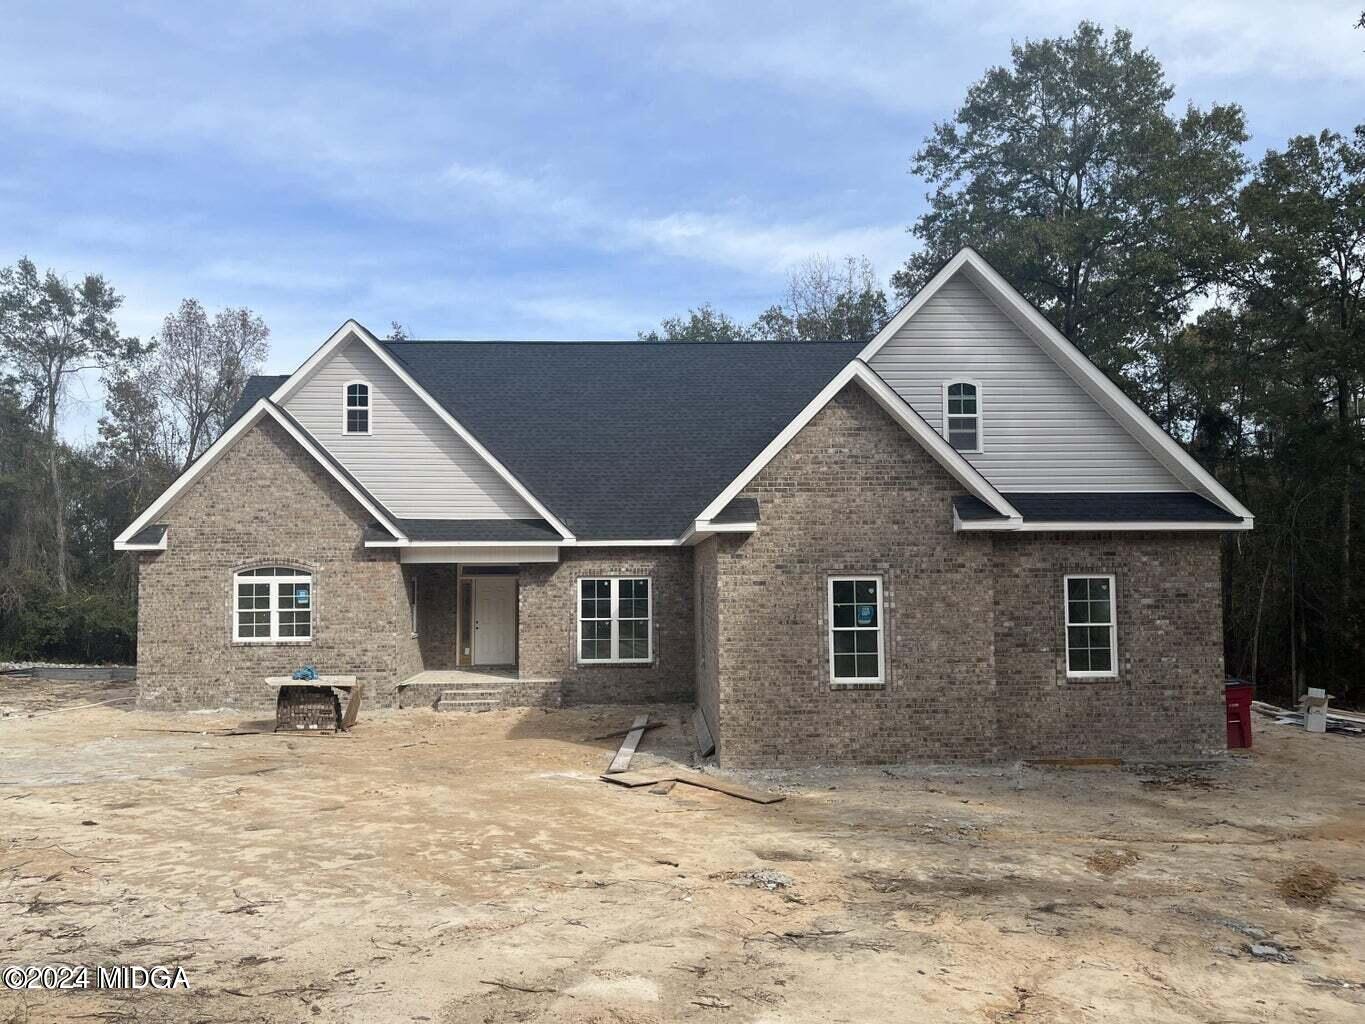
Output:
(149, 300), (269, 470)
(0, 258), (129, 592)
(754, 255), (890, 343)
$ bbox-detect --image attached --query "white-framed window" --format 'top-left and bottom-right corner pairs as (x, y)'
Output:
(828, 576), (884, 684)
(408, 576), (419, 636)
(234, 567), (313, 643)
(1064, 574), (1117, 678)
(942, 380), (982, 452)
(343, 381), (371, 434)
(577, 577), (652, 663)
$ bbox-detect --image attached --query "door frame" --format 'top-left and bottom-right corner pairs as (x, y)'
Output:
(470, 574), (518, 666)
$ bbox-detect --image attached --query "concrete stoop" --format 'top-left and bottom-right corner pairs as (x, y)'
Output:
(436, 683), (502, 713)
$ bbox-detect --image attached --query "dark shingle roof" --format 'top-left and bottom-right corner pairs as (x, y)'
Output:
(712, 497), (760, 524)
(379, 341), (857, 539)
(224, 375), (288, 430)
(127, 524), (167, 546)
(364, 518), (562, 544)
(954, 492), (1242, 524)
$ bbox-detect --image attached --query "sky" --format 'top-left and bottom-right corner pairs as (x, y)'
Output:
(2, 1), (1363, 441)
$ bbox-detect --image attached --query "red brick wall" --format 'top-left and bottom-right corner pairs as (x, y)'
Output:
(709, 382), (1227, 766)
(135, 418), (411, 710)
(990, 532), (1225, 760)
(517, 548), (694, 704)
(711, 384), (999, 767)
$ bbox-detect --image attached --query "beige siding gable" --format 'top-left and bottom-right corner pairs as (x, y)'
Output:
(282, 338), (537, 519)
(869, 274), (1182, 492)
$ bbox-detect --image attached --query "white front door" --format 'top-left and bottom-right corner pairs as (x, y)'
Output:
(473, 577), (516, 665)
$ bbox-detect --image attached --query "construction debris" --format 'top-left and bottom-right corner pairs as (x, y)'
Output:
(606, 715), (650, 774)
(692, 706), (715, 757)
(715, 868), (794, 890)
(600, 769), (785, 804)
(1252, 699), (1364, 735)
(588, 721), (665, 742)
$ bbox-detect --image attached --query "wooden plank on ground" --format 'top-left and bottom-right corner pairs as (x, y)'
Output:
(671, 771), (785, 804)
(340, 682), (364, 730)
(692, 706), (715, 757)
(599, 771), (672, 788)
(606, 715), (649, 774)
(587, 721), (665, 742)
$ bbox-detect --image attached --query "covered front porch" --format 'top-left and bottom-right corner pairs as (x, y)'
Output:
(392, 546), (563, 709)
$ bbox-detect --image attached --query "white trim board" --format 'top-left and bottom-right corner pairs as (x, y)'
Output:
(695, 360), (1022, 526)
(859, 247), (1253, 525)
(271, 320), (575, 541)
(114, 399), (407, 549)
(952, 509), (1253, 533)
(399, 545), (560, 564)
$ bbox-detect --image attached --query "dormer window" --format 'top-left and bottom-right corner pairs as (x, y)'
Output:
(943, 380), (981, 452)
(344, 382), (370, 434)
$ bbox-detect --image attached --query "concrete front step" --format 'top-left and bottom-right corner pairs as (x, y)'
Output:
(436, 693), (502, 704)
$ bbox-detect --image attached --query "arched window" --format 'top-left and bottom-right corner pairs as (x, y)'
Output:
(343, 382), (370, 434)
(234, 566), (312, 642)
(943, 380), (982, 452)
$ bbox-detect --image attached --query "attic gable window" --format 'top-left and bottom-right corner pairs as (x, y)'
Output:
(943, 380), (981, 452)
(344, 382), (371, 434)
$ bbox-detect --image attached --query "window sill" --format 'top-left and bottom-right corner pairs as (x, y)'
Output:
(232, 638), (314, 647)
(1064, 674), (1120, 685)
(831, 681), (885, 691)
(576, 659), (656, 668)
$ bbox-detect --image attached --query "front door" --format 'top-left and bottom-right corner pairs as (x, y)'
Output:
(472, 577), (516, 665)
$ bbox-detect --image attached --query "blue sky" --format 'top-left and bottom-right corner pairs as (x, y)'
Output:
(3, 2), (1362, 441)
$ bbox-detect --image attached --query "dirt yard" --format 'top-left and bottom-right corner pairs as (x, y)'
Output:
(1, 677), (1362, 1023)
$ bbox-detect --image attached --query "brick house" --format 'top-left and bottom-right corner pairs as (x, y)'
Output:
(115, 248), (1252, 766)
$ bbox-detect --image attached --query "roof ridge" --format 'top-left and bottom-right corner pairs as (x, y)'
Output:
(381, 339), (864, 347)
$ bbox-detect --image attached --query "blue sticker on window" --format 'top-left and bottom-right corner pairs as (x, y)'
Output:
(295, 587), (310, 606)
(856, 605), (874, 625)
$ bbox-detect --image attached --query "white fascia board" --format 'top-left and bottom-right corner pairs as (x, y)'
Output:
(680, 520), (758, 546)
(366, 536), (686, 549)
(954, 513), (1254, 533)
(572, 538), (684, 547)
(862, 248), (1254, 524)
(113, 400), (407, 548)
(269, 320), (576, 542)
(365, 539), (563, 549)
(399, 545), (560, 565)
(696, 360), (1021, 526)
(857, 248), (978, 363)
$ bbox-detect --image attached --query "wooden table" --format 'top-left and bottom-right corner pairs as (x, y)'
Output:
(265, 676), (363, 731)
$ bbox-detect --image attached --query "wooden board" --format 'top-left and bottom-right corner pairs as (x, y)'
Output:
(606, 715), (650, 774)
(671, 771), (785, 804)
(599, 771), (672, 788)
(340, 682), (364, 731)
(599, 768), (785, 805)
(692, 706), (715, 757)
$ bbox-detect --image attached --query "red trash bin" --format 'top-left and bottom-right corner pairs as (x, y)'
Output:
(1225, 678), (1254, 749)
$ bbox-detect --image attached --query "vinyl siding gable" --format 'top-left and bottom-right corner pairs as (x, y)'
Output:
(869, 274), (1182, 492)
(282, 337), (537, 519)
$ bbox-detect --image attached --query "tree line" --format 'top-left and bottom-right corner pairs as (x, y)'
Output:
(0, 269), (269, 662)
(640, 22), (1364, 708)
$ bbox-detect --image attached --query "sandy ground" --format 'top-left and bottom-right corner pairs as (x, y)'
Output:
(1, 677), (1362, 1024)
